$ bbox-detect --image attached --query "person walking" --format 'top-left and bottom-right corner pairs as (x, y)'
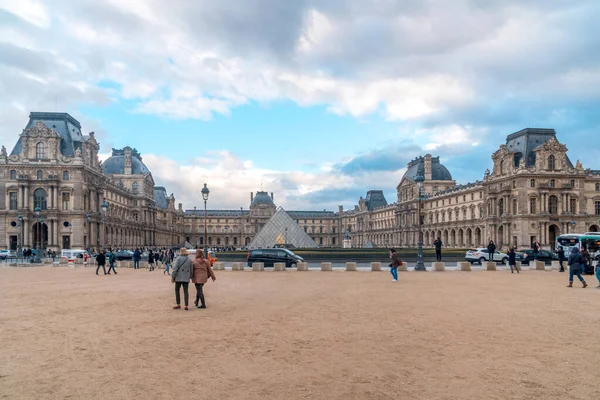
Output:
(191, 249), (216, 308)
(595, 258), (600, 289)
(567, 247), (588, 288)
(95, 250), (107, 276)
(487, 240), (496, 262)
(388, 249), (402, 282)
(133, 249), (141, 269)
(171, 248), (193, 310)
(148, 250), (154, 272)
(557, 246), (566, 272)
(164, 254), (172, 276)
(508, 247), (519, 274)
(581, 246), (591, 275)
(107, 249), (117, 275)
(532, 240), (540, 260)
(433, 237), (443, 262)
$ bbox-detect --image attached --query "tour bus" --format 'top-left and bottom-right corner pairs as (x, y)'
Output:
(61, 249), (89, 262)
(555, 234), (582, 254)
(578, 233), (600, 261)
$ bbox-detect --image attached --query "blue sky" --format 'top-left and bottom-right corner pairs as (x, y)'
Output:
(1, 0), (599, 211)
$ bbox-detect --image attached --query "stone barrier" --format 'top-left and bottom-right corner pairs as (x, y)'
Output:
(371, 262), (382, 271)
(345, 262), (357, 271)
(212, 261), (225, 270)
(433, 262), (445, 271)
(515, 261), (522, 271)
(534, 261), (545, 271)
(458, 262), (471, 271)
(486, 262), (497, 271)
(274, 262), (286, 271)
(232, 262), (245, 271)
(60, 257), (68, 264)
(140, 261), (149, 269)
(43, 258), (53, 265)
(74, 258), (83, 265)
(398, 262), (408, 272)
(321, 262), (332, 271)
(551, 261), (561, 270)
(68, 261), (75, 268)
(252, 262), (265, 271)
(297, 262), (309, 271)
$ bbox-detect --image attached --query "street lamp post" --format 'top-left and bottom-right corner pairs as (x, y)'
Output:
(101, 199), (109, 249)
(17, 213), (23, 257)
(285, 227), (288, 248)
(414, 175), (426, 271)
(34, 205), (42, 258)
(86, 211), (92, 252)
(201, 183), (210, 257)
(170, 224), (174, 248)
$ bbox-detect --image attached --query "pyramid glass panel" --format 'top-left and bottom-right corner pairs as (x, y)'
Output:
(248, 207), (318, 249)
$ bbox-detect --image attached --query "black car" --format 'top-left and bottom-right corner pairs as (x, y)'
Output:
(247, 248), (304, 268)
(519, 249), (558, 265)
(114, 251), (134, 261)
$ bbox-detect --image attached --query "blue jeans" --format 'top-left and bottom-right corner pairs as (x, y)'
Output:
(569, 268), (584, 283)
(595, 266), (600, 284)
(390, 267), (398, 280)
(133, 260), (139, 269)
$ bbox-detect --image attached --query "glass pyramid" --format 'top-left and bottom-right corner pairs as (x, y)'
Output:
(248, 207), (318, 249)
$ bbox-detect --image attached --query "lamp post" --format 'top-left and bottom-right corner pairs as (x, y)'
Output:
(571, 220), (576, 234)
(201, 183), (210, 257)
(34, 205), (41, 258)
(17, 213), (23, 257)
(86, 211), (92, 252)
(284, 227), (288, 248)
(101, 199), (109, 249)
(170, 224), (174, 248)
(414, 175), (426, 271)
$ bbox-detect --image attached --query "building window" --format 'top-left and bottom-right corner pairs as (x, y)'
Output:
(548, 155), (555, 170)
(548, 195), (558, 215)
(34, 188), (47, 210)
(35, 142), (45, 159)
(332, 237), (336, 245)
(512, 199), (517, 215)
(512, 180), (516, 189)
(471, 193), (474, 200)
(570, 198), (577, 214)
(37, 170), (43, 180)
(62, 192), (71, 210)
(63, 171), (69, 180)
(530, 198), (536, 214)
(9, 192), (18, 210)
(530, 179), (536, 188)
(595, 201), (600, 216)
(471, 209), (475, 219)
(570, 179), (575, 188)
(596, 183), (600, 192)
(500, 160), (504, 174)
(550, 179), (555, 188)
(132, 182), (138, 194)
(498, 198), (504, 215)
(10, 170), (17, 180)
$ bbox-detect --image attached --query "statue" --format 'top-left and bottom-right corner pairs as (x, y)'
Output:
(576, 160), (583, 171)
(344, 231), (351, 240)
(1, 145), (6, 157)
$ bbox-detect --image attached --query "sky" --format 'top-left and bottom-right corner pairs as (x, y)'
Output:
(1, 0), (599, 211)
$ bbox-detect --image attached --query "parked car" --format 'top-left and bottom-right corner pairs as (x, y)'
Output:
(114, 250), (134, 261)
(520, 249), (559, 265)
(247, 248), (304, 268)
(465, 248), (517, 265)
(0, 250), (17, 260)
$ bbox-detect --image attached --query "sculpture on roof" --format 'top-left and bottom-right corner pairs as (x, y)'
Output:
(1, 146), (6, 157)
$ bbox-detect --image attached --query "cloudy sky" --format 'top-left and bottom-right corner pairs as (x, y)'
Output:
(1, 0), (599, 211)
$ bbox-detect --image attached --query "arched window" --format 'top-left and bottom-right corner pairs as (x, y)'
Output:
(34, 188), (47, 210)
(548, 195), (558, 215)
(548, 155), (555, 170)
(10, 170), (16, 180)
(530, 179), (536, 188)
(132, 182), (139, 194)
(36, 170), (43, 180)
(35, 142), (45, 159)
(550, 179), (555, 188)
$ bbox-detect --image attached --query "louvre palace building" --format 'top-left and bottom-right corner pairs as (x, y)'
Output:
(1, 112), (600, 253)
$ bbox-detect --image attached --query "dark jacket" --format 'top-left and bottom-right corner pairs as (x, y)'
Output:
(148, 252), (154, 264)
(508, 250), (516, 265)
(433, 240), (443, 251)
(487, 242), (496, 254)
(557, 248), (565, 261)
(390, 253), (402, 268)
(567, 248), (584, 273)
(96, 253), (106, 266)
(133, 250), (141, 261)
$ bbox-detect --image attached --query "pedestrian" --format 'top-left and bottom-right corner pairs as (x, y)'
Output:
(171, 248), (193, 310)
(95, 250), (107, 276)
(133, 249), (141, 269)
(388, 248), (402, 282)
(148, 250), (154, 271)
(595, 258), (600, 289)
(487, 240), (496, 262)
(581, 246), (591, 275)
(557, 246), (566, 272)
(567, 247), (588, 288)
(164, 254), (172, 276)
(191, 249), (216, 308)
(433, 237), (443, 262)
(532, 240), (540, 260)
(508, 247), (519, 274)
(107, 249), (117, 275)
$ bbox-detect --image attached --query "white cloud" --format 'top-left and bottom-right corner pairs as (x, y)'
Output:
(0, 0), (50, 28)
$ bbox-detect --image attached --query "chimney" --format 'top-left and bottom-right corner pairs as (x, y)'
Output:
(251, 192), (254, 202)
(178, 203), (182, 211)
(424, 154), (432, 181)
(338, 205), (344, 213)
(270, 192), (274, 200)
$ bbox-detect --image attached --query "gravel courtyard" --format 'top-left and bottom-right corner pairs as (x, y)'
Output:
(0, 266), (598, 400)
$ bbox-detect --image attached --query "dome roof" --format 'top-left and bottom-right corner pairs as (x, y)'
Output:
(251, 191), (274, 207)
(103, 155), (150, 175)
(402, 156), (452, 181)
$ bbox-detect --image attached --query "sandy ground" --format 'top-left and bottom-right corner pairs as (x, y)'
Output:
(1, 266), (599, 400)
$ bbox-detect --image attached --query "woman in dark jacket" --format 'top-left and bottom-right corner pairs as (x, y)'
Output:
(388, 249), (402, 282)
(148, 250), (154, 272)
(567, 247), (587, 288)
(508, 247), (519, 274)
(95, 250), (107, 275)
(487, 240), (496, 262)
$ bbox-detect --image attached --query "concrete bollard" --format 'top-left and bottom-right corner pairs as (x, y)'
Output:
(534, 261), (545, 271)
(274, 262), (286, 271)
(398, 262), (408, 272)
(515, 261), (522, 270)
(140, 261), (149, 269)
(43, 258), (53, 265)
(232, 262), (245, 271)
(297, 262), (309, 271)
(212, 261), (225, 270)
(433, 262), (445, 271)
(321, 262), (332, 271)
(74, 258), (83, 265)
(68, 261), (75, 269)
(551, 260), (561, 270)
(345, 262), (357, 271)
(458, 262), (471, 271)
(371, 262), (382, 271)
(60, 257), (69, 264)
(252, 262), (265, 271)
(486, 261), (497, 271)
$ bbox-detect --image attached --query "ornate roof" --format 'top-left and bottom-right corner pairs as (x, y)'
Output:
(402, 156), (452, 181)
(103, 147), (150, 175)
(251, 191), (275, 207)
(10, 112), (83, 157)
(154, 187), (169, 209)
(364, 190), (388, 211)
(505, 128), (573, 168)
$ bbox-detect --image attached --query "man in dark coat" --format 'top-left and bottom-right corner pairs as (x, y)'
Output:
(96, 250), (107, 275)
(487, 240), (496, 262)
(557, 246), (566, 272)
(433, 237), (443, 262)
(567, 247), (587, 288)
(133, 249), (141, 269)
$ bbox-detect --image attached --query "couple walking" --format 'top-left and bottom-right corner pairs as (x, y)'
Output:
(172, 248), (216, 310)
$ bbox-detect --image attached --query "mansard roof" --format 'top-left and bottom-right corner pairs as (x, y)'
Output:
(11, 112), (83, 157)
(505, 128), (573, 168)
(402, 156), (453, 182)
(154, 187), (169, 209)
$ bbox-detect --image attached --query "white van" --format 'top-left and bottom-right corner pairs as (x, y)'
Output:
(61, 249), (88, 261)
